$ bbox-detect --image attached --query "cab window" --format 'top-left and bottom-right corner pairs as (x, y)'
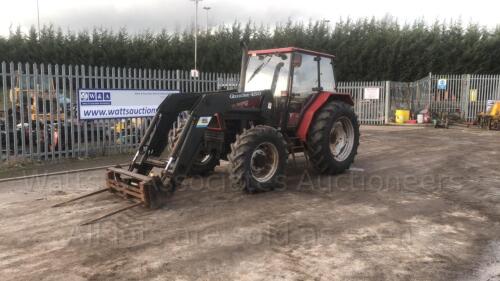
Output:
(291, 54), (318, 98)
(320, 58), (335, 92)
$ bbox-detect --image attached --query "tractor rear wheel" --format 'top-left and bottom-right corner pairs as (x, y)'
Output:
(229, 125), (287, 193)
(168, 125), (221, 176)
(306, 100), (360, 174)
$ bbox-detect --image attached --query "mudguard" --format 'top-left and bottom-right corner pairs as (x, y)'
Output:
(296, 91), (354, 142)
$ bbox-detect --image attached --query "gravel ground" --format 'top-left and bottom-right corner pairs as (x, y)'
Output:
(0, 126), (499, 281)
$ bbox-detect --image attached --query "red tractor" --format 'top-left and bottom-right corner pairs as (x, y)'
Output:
(56, 46), (360, 221)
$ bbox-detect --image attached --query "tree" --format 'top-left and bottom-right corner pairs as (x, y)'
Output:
(0, 19), (498, 81)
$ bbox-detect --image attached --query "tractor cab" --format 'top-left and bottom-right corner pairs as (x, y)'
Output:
(243, 47), (336, 97)
(242, 47), (337, 128)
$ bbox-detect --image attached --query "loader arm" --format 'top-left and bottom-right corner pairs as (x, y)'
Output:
(107, 90), (273, 209)
(128, 92), (204, 171)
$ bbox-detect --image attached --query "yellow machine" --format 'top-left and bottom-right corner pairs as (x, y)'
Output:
(9, 74), (69, 123)
(478, 101), (500, 130)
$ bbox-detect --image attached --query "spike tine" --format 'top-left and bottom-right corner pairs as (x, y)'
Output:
(79, 202), (143, 226)
(51, 188), (109, 208)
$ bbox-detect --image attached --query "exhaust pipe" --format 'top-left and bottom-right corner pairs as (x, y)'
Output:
(238, 41), (249, 92)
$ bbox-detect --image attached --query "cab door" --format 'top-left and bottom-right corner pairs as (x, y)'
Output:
(287, 53), (336, 129)
(287, 53), (319, 128)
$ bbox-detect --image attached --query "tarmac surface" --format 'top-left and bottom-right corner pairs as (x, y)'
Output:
(0, 126), (499, 281)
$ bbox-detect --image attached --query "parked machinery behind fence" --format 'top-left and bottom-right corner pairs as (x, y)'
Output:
(55, 45), (360, 224)
(477, 100), (500, 130)
(1, 75), (66, 154)
(1, 73), (107, 155)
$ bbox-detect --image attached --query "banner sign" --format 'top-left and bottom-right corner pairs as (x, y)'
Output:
(364, 87), (380, 100)
(78, 89), (178, 120)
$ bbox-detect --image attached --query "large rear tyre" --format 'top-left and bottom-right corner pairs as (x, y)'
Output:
(306, 100), (360, 174)
(229, 125), (287, 193)
(168, 125), (220, 176)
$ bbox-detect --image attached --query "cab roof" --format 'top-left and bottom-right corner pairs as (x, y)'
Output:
(248, 47), (335, 59)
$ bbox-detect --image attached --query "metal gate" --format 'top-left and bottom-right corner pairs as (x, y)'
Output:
(337, 81), (388, 125)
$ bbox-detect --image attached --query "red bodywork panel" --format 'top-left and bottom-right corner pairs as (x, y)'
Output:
(296, 92), (354, 142)
(248, 47), (336, 59)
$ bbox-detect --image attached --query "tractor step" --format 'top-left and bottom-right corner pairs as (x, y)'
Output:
(285, 136), (309, 167)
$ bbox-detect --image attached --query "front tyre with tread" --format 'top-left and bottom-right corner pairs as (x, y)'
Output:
(229, 125), (287, 193)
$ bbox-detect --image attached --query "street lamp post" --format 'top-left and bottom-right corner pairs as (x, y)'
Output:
(190, 0), (203, 77)
(203, 6), (211, 34)
(37, 0), (41, 38)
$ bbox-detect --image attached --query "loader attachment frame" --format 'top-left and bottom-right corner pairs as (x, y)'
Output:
(106, 90), (273, 209)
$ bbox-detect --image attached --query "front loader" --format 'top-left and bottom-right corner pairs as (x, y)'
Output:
(55, 46), (360, 224)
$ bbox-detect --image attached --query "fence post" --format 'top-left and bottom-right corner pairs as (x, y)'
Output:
(9, 62), (18, 158)
(176, 70), (181, 91)
(1, 62), (8, 161)
(384, 81), (390, 124)
(465, 74), (471, 121)
(428, 72), (432, 109)
(496, 75), (500, 100)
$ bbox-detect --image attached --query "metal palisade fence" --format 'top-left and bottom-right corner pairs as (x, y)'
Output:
(428, 74), (500, 121)
(339, 74), (500, 124)
(1, 61), (499, 163)
(0, 62), (239, 162)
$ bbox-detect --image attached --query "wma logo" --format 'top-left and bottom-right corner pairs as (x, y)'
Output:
(80, 91), (112, 105)
(80, 91), (111, 101)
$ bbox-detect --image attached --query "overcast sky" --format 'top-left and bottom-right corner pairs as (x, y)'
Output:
(1, 0), (499, 36)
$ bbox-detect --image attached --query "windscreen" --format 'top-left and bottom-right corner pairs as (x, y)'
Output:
(244, 53), (290, 96)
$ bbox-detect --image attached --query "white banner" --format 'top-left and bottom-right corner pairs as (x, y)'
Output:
(364, 87), (380, 100)
(78, 89), (179, 120)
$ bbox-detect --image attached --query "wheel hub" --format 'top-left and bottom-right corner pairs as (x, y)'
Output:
(250, 142), (279, 183)
(329, 117), (355, 161)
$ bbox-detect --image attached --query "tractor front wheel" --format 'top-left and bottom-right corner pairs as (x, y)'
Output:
(306, 100), (360, 174)
(229, 125), (287, 193)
